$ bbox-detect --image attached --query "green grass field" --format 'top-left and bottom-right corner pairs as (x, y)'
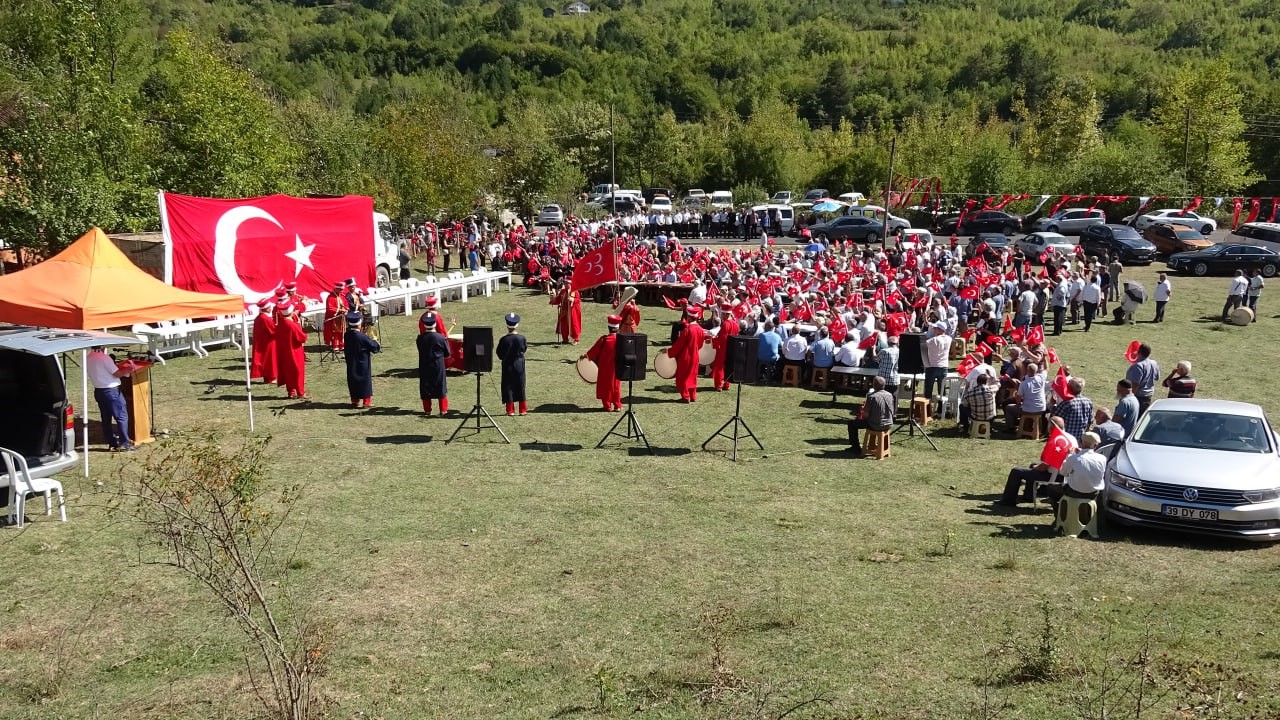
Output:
(2, 259), (1279, 719)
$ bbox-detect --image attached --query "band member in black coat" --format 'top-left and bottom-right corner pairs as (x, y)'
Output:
(496, 313), (528, 416)
(343, 311), (381, 408)
(416, 311), (450, 415)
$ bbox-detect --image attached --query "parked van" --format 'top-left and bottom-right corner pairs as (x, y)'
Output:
(751, 204), (795, 235)
(710, 191), (734, 209)
(837, 192), (867, 205)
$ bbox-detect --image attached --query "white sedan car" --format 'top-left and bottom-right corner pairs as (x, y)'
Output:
(1105, 399), (1280, 541)
(1123, 209), (1218, 235)
(649, 195), (672, 213)
(1016, 231), (1077, 258)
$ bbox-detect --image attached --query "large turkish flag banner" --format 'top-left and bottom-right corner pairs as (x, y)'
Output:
(160, 192), (376, 302)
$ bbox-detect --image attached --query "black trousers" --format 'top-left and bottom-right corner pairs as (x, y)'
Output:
(1154, 300), (1167, 322)
(847, 417), (891, 449)
(1001, 466), (1051, 503)
(1082, 301), (1097, 331)
(1052, 306), (1065, 335)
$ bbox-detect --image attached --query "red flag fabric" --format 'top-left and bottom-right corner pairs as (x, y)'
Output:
(1026, 324), (1044, 345)
(1181, 197), (1202, 214)
(973, 241), (990, 256)
(885, 313), (909, 336)
(571, 240), (618, 291)
(1232, 198), (1244, 229)
(1051, 369), (1075, 401)
(1046, 347), (1059, 365)
(1001, 315), (1012, 334)
(732, 302), (749, 319)
(830, 321), (847, 344)
(162, 192), (376, 301)
(1009, 326), (1025, 344)
(1125, 340), (1141, 363)
(976, 341), (993, 357)
(1271, 198), (1280, 224)
(957, 354), (978, 377)
(661, 294), (678, 310)
(1040, 425), (1078, 470)
(857, 333), (878, 350)
(960, 284), (980, 300)
(1245, 198), (1261, 225)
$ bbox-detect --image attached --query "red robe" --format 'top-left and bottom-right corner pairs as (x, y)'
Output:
(670, 322), (706, 401)
(275, 313), (308, 397)
(250, 311), (277, 383)
(551, 287), (582, 343)
(711, 316), (739, 390)
(619, 302), (641, 334)
(324, 294), (345, 350)
(585, 333), (621, 410)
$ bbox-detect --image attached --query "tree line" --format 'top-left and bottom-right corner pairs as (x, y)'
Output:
(0, 0), (1271, 254)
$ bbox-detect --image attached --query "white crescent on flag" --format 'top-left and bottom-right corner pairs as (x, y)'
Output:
(215, 205), (283, 301)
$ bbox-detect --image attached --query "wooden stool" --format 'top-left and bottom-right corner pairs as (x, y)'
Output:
(863, 429), (891, 459)
(810, 367), (830, 390)
(1017, 413), (1045, 440)
(949, 338), (968, 360)
(969, 419), (991, 439)
(1053, 495), (1100, 539)
(781, 364), (801, 387)
(911, 397), (930, 426)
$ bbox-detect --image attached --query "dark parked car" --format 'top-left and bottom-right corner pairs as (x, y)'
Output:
(966, 233), (1011, 261)
(808, 215), (887, 243)
(938, 210), (1023, 236)
(1080, 224), (1157, 265)
(1166, 243), (1280, 277)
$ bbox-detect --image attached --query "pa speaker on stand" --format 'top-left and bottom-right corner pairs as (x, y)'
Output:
(888, 332), (938, 451)
(702, 335), (764, 460)
(598, 333), (652, 452)
(447, 326), (510, 444)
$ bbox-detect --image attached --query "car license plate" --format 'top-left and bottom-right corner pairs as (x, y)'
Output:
(1161, 504), (1219, 521)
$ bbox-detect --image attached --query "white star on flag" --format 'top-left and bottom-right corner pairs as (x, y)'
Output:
(284, 234), (316, 277)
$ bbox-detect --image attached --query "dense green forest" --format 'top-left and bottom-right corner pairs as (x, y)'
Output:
(2, 0), (1279, 251)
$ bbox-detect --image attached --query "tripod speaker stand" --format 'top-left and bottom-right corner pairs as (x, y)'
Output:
(701, 381), (763, 460)
(596, 379), (651, 452)
(446, 326), (510, 444)
(889, 377), (939, 451)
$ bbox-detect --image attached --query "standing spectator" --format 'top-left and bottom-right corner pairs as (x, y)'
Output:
(923, 322), (951, 400)
(398, 242), (411, 281)
(1079, 272), (1101, 331)
(1152, 272), (1171, 323)
(1050, 276), (1070, 335)
(1247, 268), (1265, 321)
(1222, 269), (1249, 320)
(1125, 343), (1159, 415)
(1162, 361), (1197, 398)
(86, 348), (136, 452)
(1107, 256), (1123, 302)
(1114, 379), (1140, 437)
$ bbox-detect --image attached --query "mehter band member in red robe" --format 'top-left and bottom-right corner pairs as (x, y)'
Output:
(550, 279), (582, 344)
(711, 301), (739, 391)
(618, 292), (641, 334)
(249, 297), (277, 384)
(670, 304), (707, 402)
(583, 315), (622, 411)
(324, 281), (346, 351)
(275, 304), (308, 398)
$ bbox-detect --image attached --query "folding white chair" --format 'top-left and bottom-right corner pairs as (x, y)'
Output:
(1, 447), (66, 528)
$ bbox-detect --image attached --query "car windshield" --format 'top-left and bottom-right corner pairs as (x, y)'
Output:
(1112, 227), (1142, 241)
(1174, 229), (1202, 240)
(1132, 410), (1274, 453)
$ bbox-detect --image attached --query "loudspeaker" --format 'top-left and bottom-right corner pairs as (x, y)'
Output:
(897, 332), (926, 375)
(727, 335), (759, 384)
(615, 333), (647, 382)
(462, 326), (494, 373)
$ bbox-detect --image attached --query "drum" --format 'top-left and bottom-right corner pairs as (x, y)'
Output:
(698, 339), (716, 366)
(576, 357), (598, 384)
(653, 348), (677, 379)
(446, 333), (465, 370)
(1229, 306), (1254, 326)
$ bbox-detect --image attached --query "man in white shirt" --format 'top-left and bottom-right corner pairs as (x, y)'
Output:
(1247, 268), (1264, 321)
(833, 338), (862, 368)
(1079, 273), (1102, 331)
(86, 348), (137, 452)
(1152, 272), (1172, 323)
(688, 278), (708, 306)
(1222, 270), (1249, 320)
(1044, 432), (1107, 517)
(781, 324), (809, 378)
(923, 322), (951, 400)
(1050, 278), (1071, 336)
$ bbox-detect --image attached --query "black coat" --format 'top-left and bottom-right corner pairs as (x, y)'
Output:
(417, 331), (450, 399)
(495, 332), (527, 402)
(343, 328), (380, 399)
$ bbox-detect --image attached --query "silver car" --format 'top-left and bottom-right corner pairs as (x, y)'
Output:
(1105, 399), (1280, 541)
(1032, 208), (1105, 235)
(1016, 231), (1077, 258)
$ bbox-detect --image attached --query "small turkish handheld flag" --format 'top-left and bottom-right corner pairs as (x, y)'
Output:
(1040, 425), (1079, 470)
(1125, 340), (1141, 363)
(571, 240), (618, 291)
(1046, 347), (1059, 365)
(1026, 324), (1044, 345)
(960, 284), (980, 300)
(162, 192), (376, 302)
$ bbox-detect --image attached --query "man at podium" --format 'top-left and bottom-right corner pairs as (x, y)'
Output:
(86, 348), (137, 452)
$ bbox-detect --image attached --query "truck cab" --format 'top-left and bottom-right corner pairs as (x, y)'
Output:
(372, 212), (398, 288)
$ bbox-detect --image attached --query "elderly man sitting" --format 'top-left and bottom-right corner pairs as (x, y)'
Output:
(847, 376), (896, 457)
(1004, 362), (1047, 430)
(1041, 432), (1107, 514)
(995, 416), (1075, 507)
(960, 372), (997, 433)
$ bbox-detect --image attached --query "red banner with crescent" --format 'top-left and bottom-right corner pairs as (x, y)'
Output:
(161, 192), (376, 302)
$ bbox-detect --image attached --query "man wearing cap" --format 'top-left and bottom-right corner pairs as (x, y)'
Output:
(496, 313), (528, 416)
(324, 281), (346, 352)
(418, 295), (442, 334)
(342, 278), (364, 314)
(274, 303), (308, 399)
(550, 279), (582, 345)
(284, 282), (307, 315)
(923, 322), (951, 401)
(710, 300), (739, 390)
(250, 298), (278, 384)
(343, 310), (381, 408)
(416, 312), (450, 415)
(670, 305), (707, 402)
(583, 315), (623, 411)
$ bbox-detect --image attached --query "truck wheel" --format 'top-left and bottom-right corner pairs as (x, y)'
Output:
(376, 266), (392, 288)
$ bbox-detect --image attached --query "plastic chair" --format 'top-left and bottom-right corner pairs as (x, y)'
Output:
(1, 447), (66, 528)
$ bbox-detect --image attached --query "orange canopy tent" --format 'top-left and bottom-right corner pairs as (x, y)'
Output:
(0, 228), (255, 475)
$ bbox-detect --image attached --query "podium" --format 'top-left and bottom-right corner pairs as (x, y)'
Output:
(120, 361), (154, 445)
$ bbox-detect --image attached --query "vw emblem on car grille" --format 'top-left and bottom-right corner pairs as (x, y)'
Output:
(1183, 488), (1200, 502)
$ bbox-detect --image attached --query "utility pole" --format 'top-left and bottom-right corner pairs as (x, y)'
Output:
(610, 104), (617, 216)
(1182, 108), (1191, 197)
(882, 135), (896, 246)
